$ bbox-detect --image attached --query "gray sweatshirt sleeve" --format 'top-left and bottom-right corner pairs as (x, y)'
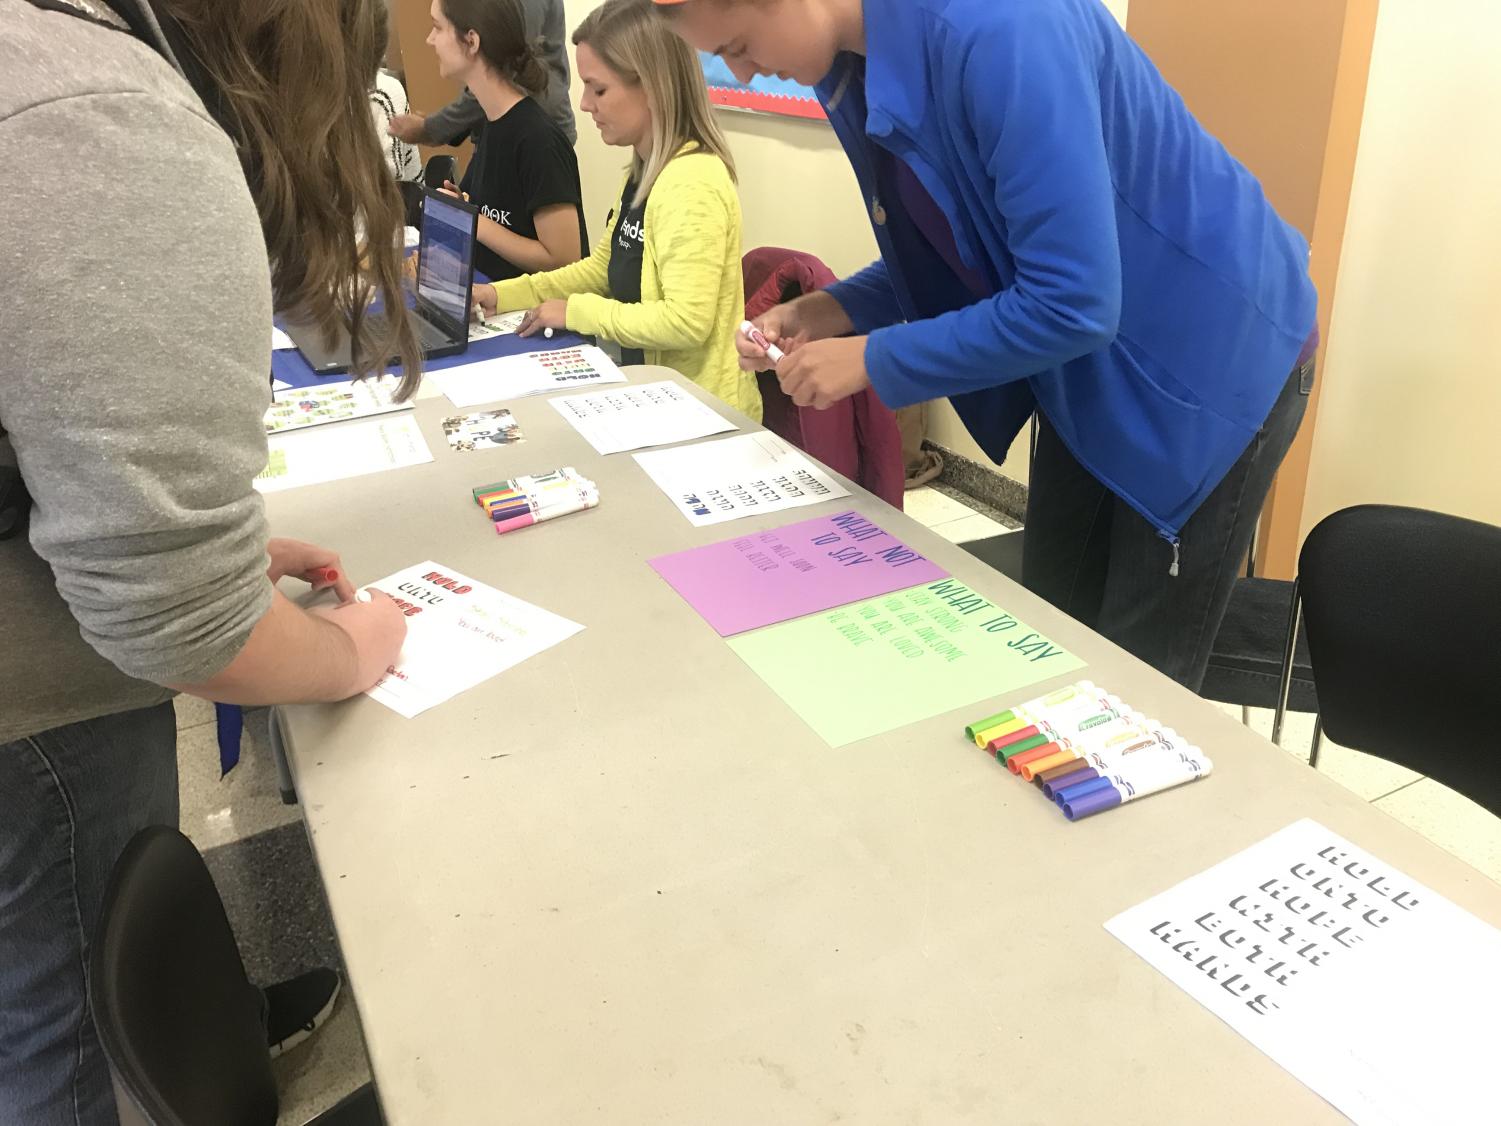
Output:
(421, 87), (487, 147)
(0, 91), (275, 685)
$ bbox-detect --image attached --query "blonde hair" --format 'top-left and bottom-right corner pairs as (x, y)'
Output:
(574, 0), (736, 207)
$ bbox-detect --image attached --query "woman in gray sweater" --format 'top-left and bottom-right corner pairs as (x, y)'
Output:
(0, 0), (419, 1119)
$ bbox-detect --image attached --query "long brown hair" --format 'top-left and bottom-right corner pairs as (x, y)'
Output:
(161, 0), (423, 397)
(575, 0), (736, 207)
(440, 0), (549, 96)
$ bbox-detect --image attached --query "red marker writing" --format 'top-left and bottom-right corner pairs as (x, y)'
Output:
(739, 320), (786, 365)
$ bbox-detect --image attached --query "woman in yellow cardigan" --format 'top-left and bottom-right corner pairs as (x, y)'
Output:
(472, 0), (761, 420)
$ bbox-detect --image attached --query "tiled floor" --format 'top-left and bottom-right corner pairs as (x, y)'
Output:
(175, 698), (371, 1125)
(177, 484), (1498, 1117)
(905, 484), (1017, 543)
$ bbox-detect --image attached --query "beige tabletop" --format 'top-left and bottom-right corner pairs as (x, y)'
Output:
(267, 367), (1501, 1125)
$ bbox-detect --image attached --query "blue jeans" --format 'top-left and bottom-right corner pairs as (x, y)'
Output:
(1023, 361), (1312, 691)
(0, 704), (178, 1126)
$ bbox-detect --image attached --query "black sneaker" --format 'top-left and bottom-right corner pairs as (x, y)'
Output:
(263, 966), (342, 1059)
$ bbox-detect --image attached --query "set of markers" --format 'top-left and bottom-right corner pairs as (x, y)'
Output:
(963, 681), (1213, 821)
(472, 467), (599, 535)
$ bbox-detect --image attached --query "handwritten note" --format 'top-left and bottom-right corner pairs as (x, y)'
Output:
(1107, 819), (1501, 1124)
(650, 510), (946, 636)
(727, 579), (1084, 746)
(363, 561), (583, 718)
(634, 432), (849, 526)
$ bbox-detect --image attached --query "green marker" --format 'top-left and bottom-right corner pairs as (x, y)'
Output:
(964, 709), (1015, 742)
(997, 732), (1051, 763)
(471, 481), (510, 502)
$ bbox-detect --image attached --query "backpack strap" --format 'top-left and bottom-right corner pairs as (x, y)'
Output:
(21, 0), (131, 32)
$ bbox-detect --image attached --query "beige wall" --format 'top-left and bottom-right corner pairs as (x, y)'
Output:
(562, 0), (874, 279)
(1300, 0), (1501, 536)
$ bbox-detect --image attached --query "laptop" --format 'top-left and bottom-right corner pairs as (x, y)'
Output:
(287, 187), (480, 375)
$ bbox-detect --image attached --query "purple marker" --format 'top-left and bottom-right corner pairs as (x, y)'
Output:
(1058, 750), (1215, 821)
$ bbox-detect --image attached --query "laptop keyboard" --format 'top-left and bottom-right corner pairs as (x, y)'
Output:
(360, 313), (455, 353)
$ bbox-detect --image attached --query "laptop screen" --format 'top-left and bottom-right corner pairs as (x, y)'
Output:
(416, 191), (476, 329)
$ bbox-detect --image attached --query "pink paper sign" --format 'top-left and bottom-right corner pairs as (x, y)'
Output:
(649, 510), (948, 636)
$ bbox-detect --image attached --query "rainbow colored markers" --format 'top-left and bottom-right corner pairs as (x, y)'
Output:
(472, 467), (599, 535)
(962, 681), (1213, 821)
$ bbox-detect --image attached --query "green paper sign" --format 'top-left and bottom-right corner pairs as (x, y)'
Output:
(727, 579), (1086, 747)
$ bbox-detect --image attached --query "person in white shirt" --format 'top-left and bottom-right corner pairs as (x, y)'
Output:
(372, 69), (422, 181)
(370, 4), (422, 181)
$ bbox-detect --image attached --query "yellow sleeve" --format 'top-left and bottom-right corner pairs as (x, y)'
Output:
(564, 160), (734, 350)
(491, 192), (619, 312)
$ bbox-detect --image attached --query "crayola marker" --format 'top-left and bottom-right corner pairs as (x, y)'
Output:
(1000, 710), (1149, 773)
(1021, 716), (1165, 783)
(965, 682), (1096, 745)
(990, 696), (1130, 761)
(1017, 716), (1161, 780)
(1057, 749), (1214, 821)
(1049, 727), (1200, 801)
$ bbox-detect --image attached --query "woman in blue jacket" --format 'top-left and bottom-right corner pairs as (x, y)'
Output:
(661, 0), (1318, 689)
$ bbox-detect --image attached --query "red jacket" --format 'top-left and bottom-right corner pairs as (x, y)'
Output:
(742, 247), (905, 509)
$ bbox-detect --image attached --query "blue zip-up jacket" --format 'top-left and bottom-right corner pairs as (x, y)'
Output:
(818, 0), (1317, 541)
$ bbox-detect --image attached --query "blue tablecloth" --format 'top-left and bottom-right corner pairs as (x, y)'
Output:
(270, 321), (588, 391)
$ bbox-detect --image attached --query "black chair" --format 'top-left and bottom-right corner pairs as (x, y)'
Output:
(423, 154), (458, 193)
(90, 826), (382, 1126)
(1201, 575), (1319, 714)
(1273, 505), (1501, 815)
(397, 180), (425, 231)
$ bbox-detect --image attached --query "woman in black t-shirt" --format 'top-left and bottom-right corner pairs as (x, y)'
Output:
(426, 0), (586, 283)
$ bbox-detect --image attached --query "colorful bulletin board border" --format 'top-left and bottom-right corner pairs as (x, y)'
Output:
(699, 53), (827, 122)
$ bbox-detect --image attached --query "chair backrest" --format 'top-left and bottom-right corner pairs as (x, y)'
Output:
(397, 180), (425, 231)
(423, 155), (458, 193)
(90, 827), (279, 1126)
(1298, 504), (1501, 814)
(741, 247), (906, 509)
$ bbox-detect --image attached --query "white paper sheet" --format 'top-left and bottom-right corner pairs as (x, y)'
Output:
(467, 310), (528, 341)
(271, 326), (296, 351)
(1106, 819), (1501, 1125)
(254, 414), (432, 493)
(363, 560), (583, 718)
(265, 376), (409, 435)
(549, 381), (737, 454)
(432, 345), (628, 407)
(633, 432), (850, 526)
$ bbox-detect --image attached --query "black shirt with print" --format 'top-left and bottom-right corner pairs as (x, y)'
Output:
(460, 97), (587, 284)
(607, 179), (648, 366)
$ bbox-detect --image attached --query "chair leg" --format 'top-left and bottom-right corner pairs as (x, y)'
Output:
(1271, 578), (1302, 747)
(269, 707), (297, 805)
(1241, 705), (1252, 727)
(1309, 716), (1324, 770)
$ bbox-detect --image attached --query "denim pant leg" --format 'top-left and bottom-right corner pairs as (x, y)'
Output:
(1095, 367), (1310, 690)
(1023, 364), (1309, 690)
(1021, 415), (1116, 631)
(0, 703), (178, 1126)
